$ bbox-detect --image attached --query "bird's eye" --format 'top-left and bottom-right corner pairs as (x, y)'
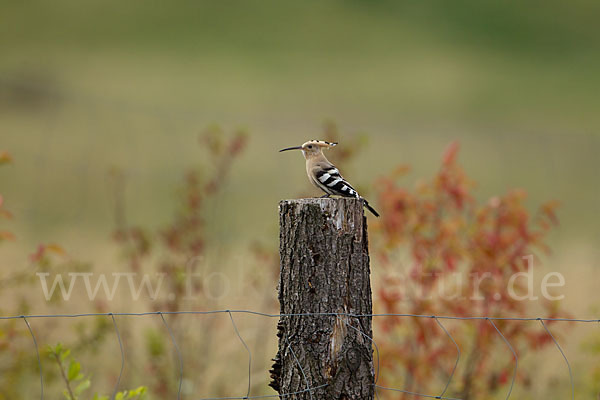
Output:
(307, 145), (312, 149)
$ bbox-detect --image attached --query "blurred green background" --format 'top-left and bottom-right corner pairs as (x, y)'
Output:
(1, 0), (600, 397)
(2, 0), (599, 247)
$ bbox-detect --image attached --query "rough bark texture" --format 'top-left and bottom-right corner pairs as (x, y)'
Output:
(270, 198), (374, 399)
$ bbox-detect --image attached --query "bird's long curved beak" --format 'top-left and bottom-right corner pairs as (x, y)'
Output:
(279, 146), (303, 152)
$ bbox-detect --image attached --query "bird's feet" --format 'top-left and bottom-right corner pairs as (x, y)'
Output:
(320, 194), (331, 198)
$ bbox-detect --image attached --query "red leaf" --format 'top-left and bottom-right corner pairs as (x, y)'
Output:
(442, 141), (460, 165)
(30, 244), (45, 261)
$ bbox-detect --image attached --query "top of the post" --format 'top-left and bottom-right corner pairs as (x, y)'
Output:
(279, 197), (366, 233)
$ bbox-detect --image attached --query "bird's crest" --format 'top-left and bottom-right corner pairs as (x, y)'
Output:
(303, 140), (338, 149)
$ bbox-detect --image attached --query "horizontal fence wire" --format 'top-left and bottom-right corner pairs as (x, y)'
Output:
(3, 310), (598, 400)
(3, 310), (599, 321)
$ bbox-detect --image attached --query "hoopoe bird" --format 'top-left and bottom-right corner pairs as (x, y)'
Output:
(280, 140), (380, 217)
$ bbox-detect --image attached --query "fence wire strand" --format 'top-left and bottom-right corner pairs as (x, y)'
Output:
(374, 384), (462, 400)
(109, 313), (124, 400)
(196, 383), (329, 399)
(539, 318), (574, 400)
(343, 319), (381, 399)
(343, 319), (381, 383)
(159, 312), (183, 400)
(3, 310), (597, 399)
(227, 310), (252, 399)
(284, 335), (314, 400)
(488, 318), (518, 400)
(22, 316), (43, 400)
(2, 310), (598, 322)
(433, 316), (460, 399)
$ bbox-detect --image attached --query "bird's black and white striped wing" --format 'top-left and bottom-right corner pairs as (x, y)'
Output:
(314, 166), (359, 198)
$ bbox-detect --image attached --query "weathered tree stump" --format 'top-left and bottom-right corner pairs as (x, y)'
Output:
(270, 198), (374, 399)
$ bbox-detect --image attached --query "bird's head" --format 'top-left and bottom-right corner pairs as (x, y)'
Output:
(279, 140), (337, 159)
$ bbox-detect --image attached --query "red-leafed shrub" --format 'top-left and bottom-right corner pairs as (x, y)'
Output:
(373, 142), (566, 399)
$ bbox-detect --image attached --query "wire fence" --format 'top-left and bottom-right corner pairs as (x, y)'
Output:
(2, 310), (599, 400)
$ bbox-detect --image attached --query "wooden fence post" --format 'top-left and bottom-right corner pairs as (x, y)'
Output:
(270, 198), (374, 399)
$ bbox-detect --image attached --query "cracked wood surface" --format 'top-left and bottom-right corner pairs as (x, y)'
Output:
(270, 198), (374, 399)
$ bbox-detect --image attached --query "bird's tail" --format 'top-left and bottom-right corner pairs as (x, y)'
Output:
(362, 198), (380, 217)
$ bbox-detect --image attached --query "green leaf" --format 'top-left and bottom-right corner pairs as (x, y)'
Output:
(132, 386), (147, 395)
(74, 379), (90, 395)
(125, 386), (147, 399)
(60, 348), (71, 362)
(48, 343), (62, 357)
(67, 361), (81, 381)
